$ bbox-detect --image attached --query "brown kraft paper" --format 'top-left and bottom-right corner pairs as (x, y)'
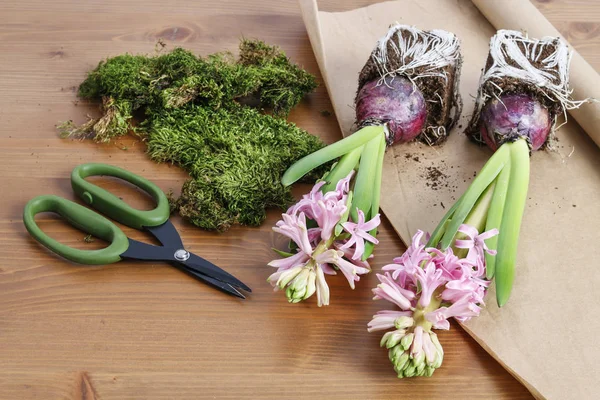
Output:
(299, 0), (600, 399)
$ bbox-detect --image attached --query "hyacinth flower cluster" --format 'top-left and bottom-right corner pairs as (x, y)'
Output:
(268, 171), (381, 305)
(368, 226), (498, 378)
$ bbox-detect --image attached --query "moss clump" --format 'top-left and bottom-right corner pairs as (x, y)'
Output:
(61, 39), (324, 231)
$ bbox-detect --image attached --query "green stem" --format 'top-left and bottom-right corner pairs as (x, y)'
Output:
(321, 146), (363, 193)
(484, 159), (511, 279)
(440, 143), (511, 249)
(464, 183), (495, 231)
(452, 182), (495, 258)
(412, 288), (444, 333)
(334, 190), (354, 237)
(281, 125), (385, 186)
(350, 134), (383, 222)
(363, 133), (386, 260)
(495, 139), (530, 307)
(426, 193), (463, 248)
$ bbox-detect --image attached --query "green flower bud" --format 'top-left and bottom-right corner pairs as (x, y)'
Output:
(303, 270), (316, 300)
(390, 347), (409, 371)
(386, 330), (406, 349)
(285, 268), (316, 303)
(277, 265), (303, 289)
(403, 363), (416, 378)
(380, 331), (393, 348)
(429, 333), (444, 368)
(412, 351), (425, 370)
(394, 316), (414, 330)
(416, 361), (426, 376)
(400, 332), (414, 350)
(425, 366), (436, 377)
(380, 330), (405, 348)
(389, 343), (404, 362)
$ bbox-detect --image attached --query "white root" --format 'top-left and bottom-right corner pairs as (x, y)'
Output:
(472, 30), (589, 131)
(371, 24), (461, 85)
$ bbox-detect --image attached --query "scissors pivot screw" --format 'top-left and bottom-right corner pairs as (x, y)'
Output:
(174, 249), (190, 262)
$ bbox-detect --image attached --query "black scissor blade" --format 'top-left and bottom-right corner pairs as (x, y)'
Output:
(182, 253), (252, 293)
(146, 220), (184, 249)
(174, 264), (245, 299)
(120, 239), (251, 293)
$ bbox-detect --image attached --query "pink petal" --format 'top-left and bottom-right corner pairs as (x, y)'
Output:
(458, 224), (478, 239)
(361, 213), (381, 232)
(422, 332), (437, 364)
(356, 230), (379, 245)
(412, 326), (424, 356)
(367, 310), (412, 332)
(477, 228), (499, 240)
(320, 263), (337, 275)
(454, 239), (474, 249)
(315, 265), (330, 307)
(267, 251), (310, 270)
(351, 237), (365, 260)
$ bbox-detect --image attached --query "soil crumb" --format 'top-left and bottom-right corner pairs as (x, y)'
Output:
(423, 166), (448, 190)
(404, 153), (421, 162)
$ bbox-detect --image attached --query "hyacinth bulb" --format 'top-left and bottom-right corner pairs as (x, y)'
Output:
(356, 77), (427, 145)
(479, 94), (551, 151)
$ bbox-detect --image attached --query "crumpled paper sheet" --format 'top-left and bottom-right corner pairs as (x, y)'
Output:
(299, 1), (600, 399)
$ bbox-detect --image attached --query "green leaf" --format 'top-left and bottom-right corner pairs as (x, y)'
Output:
(321, 146), (363, 193)
(281, 125), (385, 186)
(334, 190), (354, 237)
(495, 139), (530, 307)
(272, 248), (295, 258)
(350, 134), (383, 222)
(363, 133), (386, 260)
(440, 144), (510, 249)
(484, 160), (511, 279)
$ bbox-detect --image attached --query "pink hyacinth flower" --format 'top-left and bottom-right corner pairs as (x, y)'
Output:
(367, 310), (413, 332)
(372, 273), (416, 310)
(440, 275), (488, 304)
(426, 293), (483, 330)
(315, 249), (370, 289)
(340, 210), (381, 260)
(383, 230), (429, 286)
(454, 225), (499, 265)
(315, 199), (348, 241)
(414, 261), (446, 308)
(286, 180), (325, 218)
(273, 212), (313, 255)
(267, 250), (310, 271)
(315, 264), (330, 307)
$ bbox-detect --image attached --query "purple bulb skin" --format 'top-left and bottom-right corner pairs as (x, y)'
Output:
(356, 77), (427, 145)
(480, 94), (551, 151)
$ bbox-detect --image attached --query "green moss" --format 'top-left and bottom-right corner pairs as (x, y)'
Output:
(62, 39), (323, 230)
(146, 104), (324, 230)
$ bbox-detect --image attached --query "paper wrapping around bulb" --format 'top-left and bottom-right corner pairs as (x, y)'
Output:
(299, 0), (600, 399)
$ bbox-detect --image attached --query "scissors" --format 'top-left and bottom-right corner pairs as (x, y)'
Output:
(23, 163), (251, 299)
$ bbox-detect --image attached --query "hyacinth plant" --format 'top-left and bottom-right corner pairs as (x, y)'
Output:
(458, 30), (588, 306)
(268, 171), (380, 305)
(369, 227), (498, 378)
(268, 26), (462, 304)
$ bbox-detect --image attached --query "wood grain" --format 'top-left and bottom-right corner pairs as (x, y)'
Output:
(0, 1), (597, 399)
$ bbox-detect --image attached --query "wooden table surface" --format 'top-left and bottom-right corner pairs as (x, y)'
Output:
(0, 0), (598, 398)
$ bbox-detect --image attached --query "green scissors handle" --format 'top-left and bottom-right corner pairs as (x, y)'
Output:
(23, 195), (129, 264)
(71, 163), (170, 230)
(23, 163), (171, 265)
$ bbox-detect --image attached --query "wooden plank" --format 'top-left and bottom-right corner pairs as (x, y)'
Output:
(0, 0), (596, 398)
